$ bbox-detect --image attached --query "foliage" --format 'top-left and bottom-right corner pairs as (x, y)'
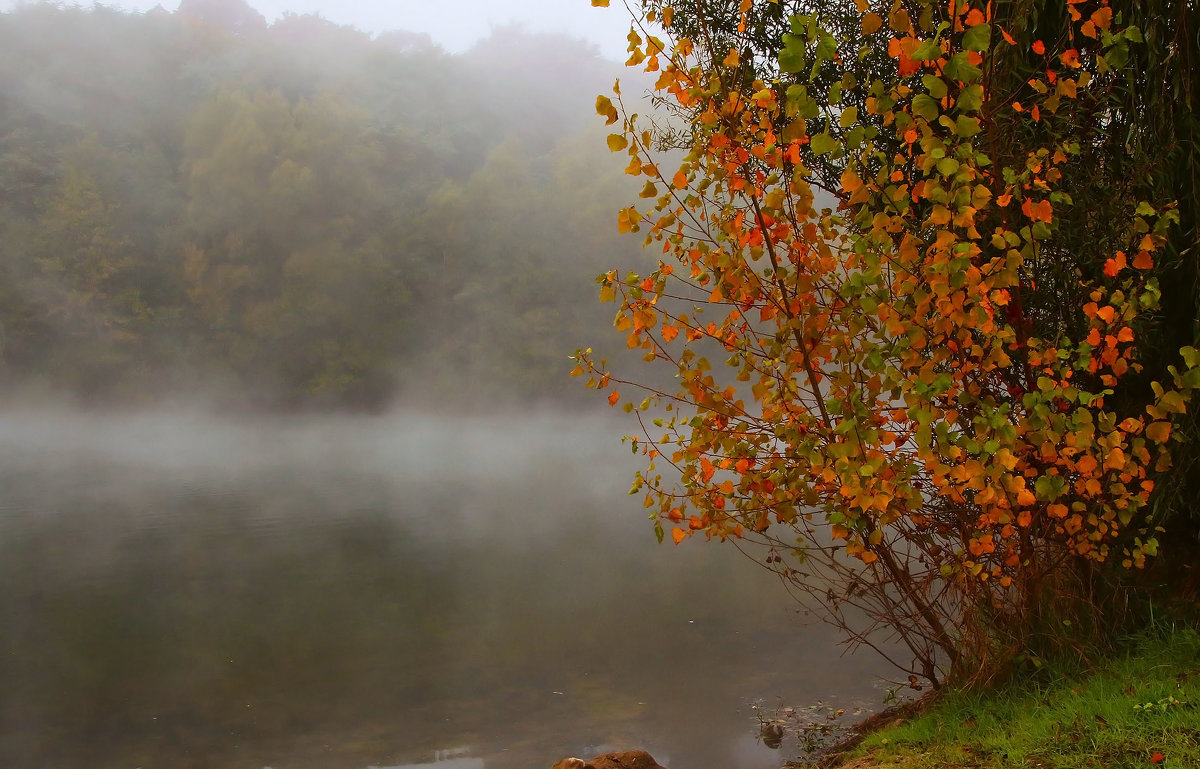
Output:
(575, 0), (1199, 685)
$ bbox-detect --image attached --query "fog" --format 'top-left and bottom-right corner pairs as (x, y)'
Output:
(0, 0), (660, 411)
(1, 0), (640, 59)
(0, 407), (889, 769)
(0, 3), (888, 768)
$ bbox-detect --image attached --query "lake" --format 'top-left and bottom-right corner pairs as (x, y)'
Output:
(0, 407), (887, 769)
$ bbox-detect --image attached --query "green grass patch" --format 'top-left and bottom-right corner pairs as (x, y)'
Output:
(849, 627), (1200, 769)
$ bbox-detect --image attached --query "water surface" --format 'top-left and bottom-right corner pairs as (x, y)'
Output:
(0, 408), (886, 769)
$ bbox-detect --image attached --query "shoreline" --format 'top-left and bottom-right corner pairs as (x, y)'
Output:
(782, 627), (1199, 769)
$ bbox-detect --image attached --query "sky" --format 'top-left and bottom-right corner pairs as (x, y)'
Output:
(1, 0), (638, 60)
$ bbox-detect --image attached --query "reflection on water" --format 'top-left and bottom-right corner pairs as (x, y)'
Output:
(375, 749), (484, 769)
(0, 408), (886, 769)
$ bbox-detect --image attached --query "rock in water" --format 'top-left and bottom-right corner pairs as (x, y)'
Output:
(550, 750), (666, 769)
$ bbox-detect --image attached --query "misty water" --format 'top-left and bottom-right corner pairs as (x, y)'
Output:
(0, 408), (887, 769)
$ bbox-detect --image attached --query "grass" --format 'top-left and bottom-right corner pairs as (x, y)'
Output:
(836, 626), (1200, 769)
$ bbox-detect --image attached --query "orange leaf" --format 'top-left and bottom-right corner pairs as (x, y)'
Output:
(929, 205), (952, 225)
(608, 390), (620, 406)
(1032, 40), (1046, 54)
(673, 170), (688, 188)
(661, 324), (679, 342)
(889, 36), (922, 76)
(965, 8), (985, 25)
(1001, 27), (1016, 45)
(671, 527), (687, 544)
(1132, 251), (1154, 269)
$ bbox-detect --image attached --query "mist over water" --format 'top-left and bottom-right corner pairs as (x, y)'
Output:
(0, 3), (892, 766)
(0, 407), (887, 769)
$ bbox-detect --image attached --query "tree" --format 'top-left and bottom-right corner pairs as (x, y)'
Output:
(576, 0), (1199, 686)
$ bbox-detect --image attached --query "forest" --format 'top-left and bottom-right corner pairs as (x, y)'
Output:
(0, 0), (649, 409)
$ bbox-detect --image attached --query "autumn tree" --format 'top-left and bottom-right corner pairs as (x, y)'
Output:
(576, 0), (1199, 686)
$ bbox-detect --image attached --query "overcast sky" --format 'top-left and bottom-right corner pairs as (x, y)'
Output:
(0, 0), (637, 59)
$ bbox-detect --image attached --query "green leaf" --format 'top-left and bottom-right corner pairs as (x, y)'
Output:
(779, 34), (808, 73)
(957, 84), (984, 113)
(922, 74), (948, 99)
(1035, 474), (1066, 500)
(944, 52), (982, 82)
(1181, 346), (1200, 368)
(810, 132), (839, 155)
(911, 38), (941, 60)
(815, 33), (838, 62)
(955, 115), (981, 137)
(962, 23), (991, 52)
(1106, 42), (1129, 69)
(839, 106), (859, 127)
(786, 84), (820, 118)
(912, 93), (940, 122)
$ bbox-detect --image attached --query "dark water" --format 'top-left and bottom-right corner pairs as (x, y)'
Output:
(0, 408), (886, 769)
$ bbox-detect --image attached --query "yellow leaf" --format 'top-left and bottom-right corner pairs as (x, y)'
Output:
(617, 207), (642, 233)
(596, 94), (619, 125)
(607, 133), (629, 151)
(1146, 421), (1172, 444)
(591, 0), (610, 5)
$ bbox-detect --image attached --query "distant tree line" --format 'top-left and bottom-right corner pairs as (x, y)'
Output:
(0, 0), (646, 409)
